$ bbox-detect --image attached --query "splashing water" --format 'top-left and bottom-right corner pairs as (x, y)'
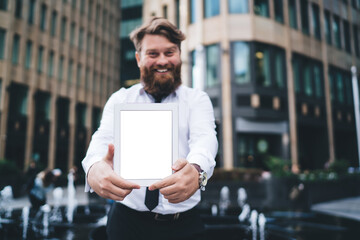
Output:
(258, 213), (266, 240)
(22, 206), (30, 239)
(238, 204), (250, 222)
(237, 188), (247, 208)
(250, 210), (258, 240)
(219, 186), (230, 216)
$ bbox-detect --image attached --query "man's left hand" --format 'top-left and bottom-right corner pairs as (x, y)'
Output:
(149, 159), (199, 203)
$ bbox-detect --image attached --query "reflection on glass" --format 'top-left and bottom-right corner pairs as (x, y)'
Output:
(336, 72), (344, 103)
(205, 44), (220, 88)
(274, 50), (285, 88)
(312, 3), (321, 40)
(288, 0), (297, 29)
(190, 0), (197, 23)
(300, 0), (309, 35)
(328, 70), (335, 102)
(254, 0), (269, 17)
(228, 0), (248, 14)
(324, 11), (332, 44)
(333, 16), (341, 49)
(292, 57), (300, 93)
(233, 42), (250, 85)
(303, 63), (312, 96)
(204, 0), (220, 18)
(255, 45), (270, 87)
(314, 64), (322, 98)
(274, 0), (284, 23)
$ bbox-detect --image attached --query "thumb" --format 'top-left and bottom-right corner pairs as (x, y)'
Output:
(172, 158), (188, 171)
(104, 144), (115, 167)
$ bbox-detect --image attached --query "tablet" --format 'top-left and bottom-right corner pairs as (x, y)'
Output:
(114, 103), (179, 186)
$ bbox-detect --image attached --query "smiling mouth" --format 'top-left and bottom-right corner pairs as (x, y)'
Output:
(155, 69), (169, 73)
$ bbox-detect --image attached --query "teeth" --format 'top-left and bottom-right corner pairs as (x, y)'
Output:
(157, 69), (168, 73)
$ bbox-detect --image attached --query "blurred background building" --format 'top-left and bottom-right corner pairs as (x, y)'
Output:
(0, 0), (359, 174)
(125, 0), (360, 172)
(0, 0), (120, 172)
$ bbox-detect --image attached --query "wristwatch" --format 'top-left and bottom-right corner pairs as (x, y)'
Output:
(192, 164), (208, 191)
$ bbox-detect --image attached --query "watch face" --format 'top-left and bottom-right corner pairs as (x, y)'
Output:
(201, 172), (208, 186)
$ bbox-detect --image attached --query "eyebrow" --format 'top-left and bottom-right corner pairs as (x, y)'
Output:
(145, 46), (178, 53)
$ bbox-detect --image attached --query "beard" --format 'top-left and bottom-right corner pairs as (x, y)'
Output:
(141, 62), (182, 101)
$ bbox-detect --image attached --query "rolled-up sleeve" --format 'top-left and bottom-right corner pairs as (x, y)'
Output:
(186, 91), (218, 178)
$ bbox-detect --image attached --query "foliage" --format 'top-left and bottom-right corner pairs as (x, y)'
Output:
(328, 159), (350, 175)
(264, 156), (293, 177)
(0, 158), (20, 176)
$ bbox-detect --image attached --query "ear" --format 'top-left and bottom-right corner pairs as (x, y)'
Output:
(135, 51), (141, 68)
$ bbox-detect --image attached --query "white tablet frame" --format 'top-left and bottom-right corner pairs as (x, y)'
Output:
(114, 103), (178, 186)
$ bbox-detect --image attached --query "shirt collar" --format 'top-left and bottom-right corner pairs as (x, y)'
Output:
(138, 83), (181, 100)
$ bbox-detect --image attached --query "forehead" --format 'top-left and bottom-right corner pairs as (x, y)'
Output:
(141, 34), (178, 52)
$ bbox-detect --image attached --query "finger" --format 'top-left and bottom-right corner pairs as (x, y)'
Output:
(111, 173), (140, 189)
(149, 174), (177, 190)
(104, 144), (115, 164)
(172, 158), (188, 171)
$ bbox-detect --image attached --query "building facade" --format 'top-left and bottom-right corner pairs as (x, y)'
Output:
(0, 0), (120, 172)
(142, 0), (360, 171)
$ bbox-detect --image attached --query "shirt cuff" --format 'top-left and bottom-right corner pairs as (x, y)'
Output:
(186, 148), (216, 178)
(82, 155), (103, 192)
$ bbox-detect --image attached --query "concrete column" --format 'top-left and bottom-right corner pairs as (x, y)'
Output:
(220, 0), (233, 170)
(48, 95), (57, 169)
(24, 88), (35, 171)
(284, 0), (299, 172)
(68, 100), (76, 171)
(319, 0), (335, 164)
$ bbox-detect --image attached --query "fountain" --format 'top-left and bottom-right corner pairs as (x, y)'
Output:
(21, 206), (29, 239)
(250, 210), (258, 240)
(258, 213), (266, 240)
(218, 186), (230, 216)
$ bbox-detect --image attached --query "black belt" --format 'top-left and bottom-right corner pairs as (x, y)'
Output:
(115, 202), (196, 222)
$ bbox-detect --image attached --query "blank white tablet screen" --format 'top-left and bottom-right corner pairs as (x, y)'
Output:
(120, 110), (172, 180)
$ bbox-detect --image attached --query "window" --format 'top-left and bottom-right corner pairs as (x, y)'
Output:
(68, 60), (73, 84)
(48, 51), (54, 77)
(328, 69), (335, 102)
(354, 25), (360, 57)
(87, 33), (91, 53)
(88, 0), (92, 19)
(205, 44), (220, 88)
(300, 0), (309, 35)
(25, 40), (32, 69)
(274, 49), (285, 89)
(96, 4), (100, 24)
(78, 28), (84, 50)
(28, 0), (36, 24)
(204, 0), (220, 18)
(313, 63), (322, 98)
(93, 72), (97, 92)
(324, 11), (331, 44)
(228, 0), (248, 14)
(288, 0), (297, 29)
(102, 9), (107, 29)
(303, 62), (312, 96)
(312, 3), (321, 40)
(40, 4), (47, 31)
(190, 0), (197, 23)
(50, 11), (57, 36)
(120, 19), (142, 38)
(12, 34), (20, 64)
(94, 37), (98, 57)
(71, 0), (76, 8)
(163, 5), (168, 19)
(80, 0), (85, 13)
(232, 42), (250, 85)
(254, 0), (269, 18)
(70, 22), (76, 45)
(15, 0), (22, 18)
(336, 71), (344, 103)
(0, 0), (7, 10)
(292, 57), (300, 93)
(175, 0), (180, 27)
(343, 21), (351, 53)
(333, 16), (341, 49)
(273, 0), (284, 23)
(85, 67), (89, 89)
(58, 56), (64, 81)
(77, 64), (82, 86)
(61, 17), (67, 41)
(37, 46), (44, 73)
(255, 44), (271, 87)
(344, 74), (353, 105)
(0, 28), (5, 59)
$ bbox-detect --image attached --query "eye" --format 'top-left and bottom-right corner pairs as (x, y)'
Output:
(148, 52), (158, 57)
(165, 51), (174, 56)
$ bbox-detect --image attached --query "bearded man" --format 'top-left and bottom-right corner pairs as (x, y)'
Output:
(82, 17), (218, 240)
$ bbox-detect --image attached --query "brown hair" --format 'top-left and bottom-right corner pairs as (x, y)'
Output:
(129, 17), (186, 53)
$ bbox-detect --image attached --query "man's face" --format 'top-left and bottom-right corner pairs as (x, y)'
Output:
(135, 34), (182, 98)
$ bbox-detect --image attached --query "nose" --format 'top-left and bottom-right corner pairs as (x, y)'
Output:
(156, 53), (169, 66)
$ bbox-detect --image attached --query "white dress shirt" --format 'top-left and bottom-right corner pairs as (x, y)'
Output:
(82, 83), (218, 214)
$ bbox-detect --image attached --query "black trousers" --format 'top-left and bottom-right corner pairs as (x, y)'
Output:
(106, 203), (205, 240)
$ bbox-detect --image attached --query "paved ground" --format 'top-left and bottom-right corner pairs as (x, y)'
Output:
(6, 185), (360, 223)
(311, 196), (360, 221)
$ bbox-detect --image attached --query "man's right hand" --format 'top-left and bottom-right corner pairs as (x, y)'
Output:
(87, 144), (140, 201)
